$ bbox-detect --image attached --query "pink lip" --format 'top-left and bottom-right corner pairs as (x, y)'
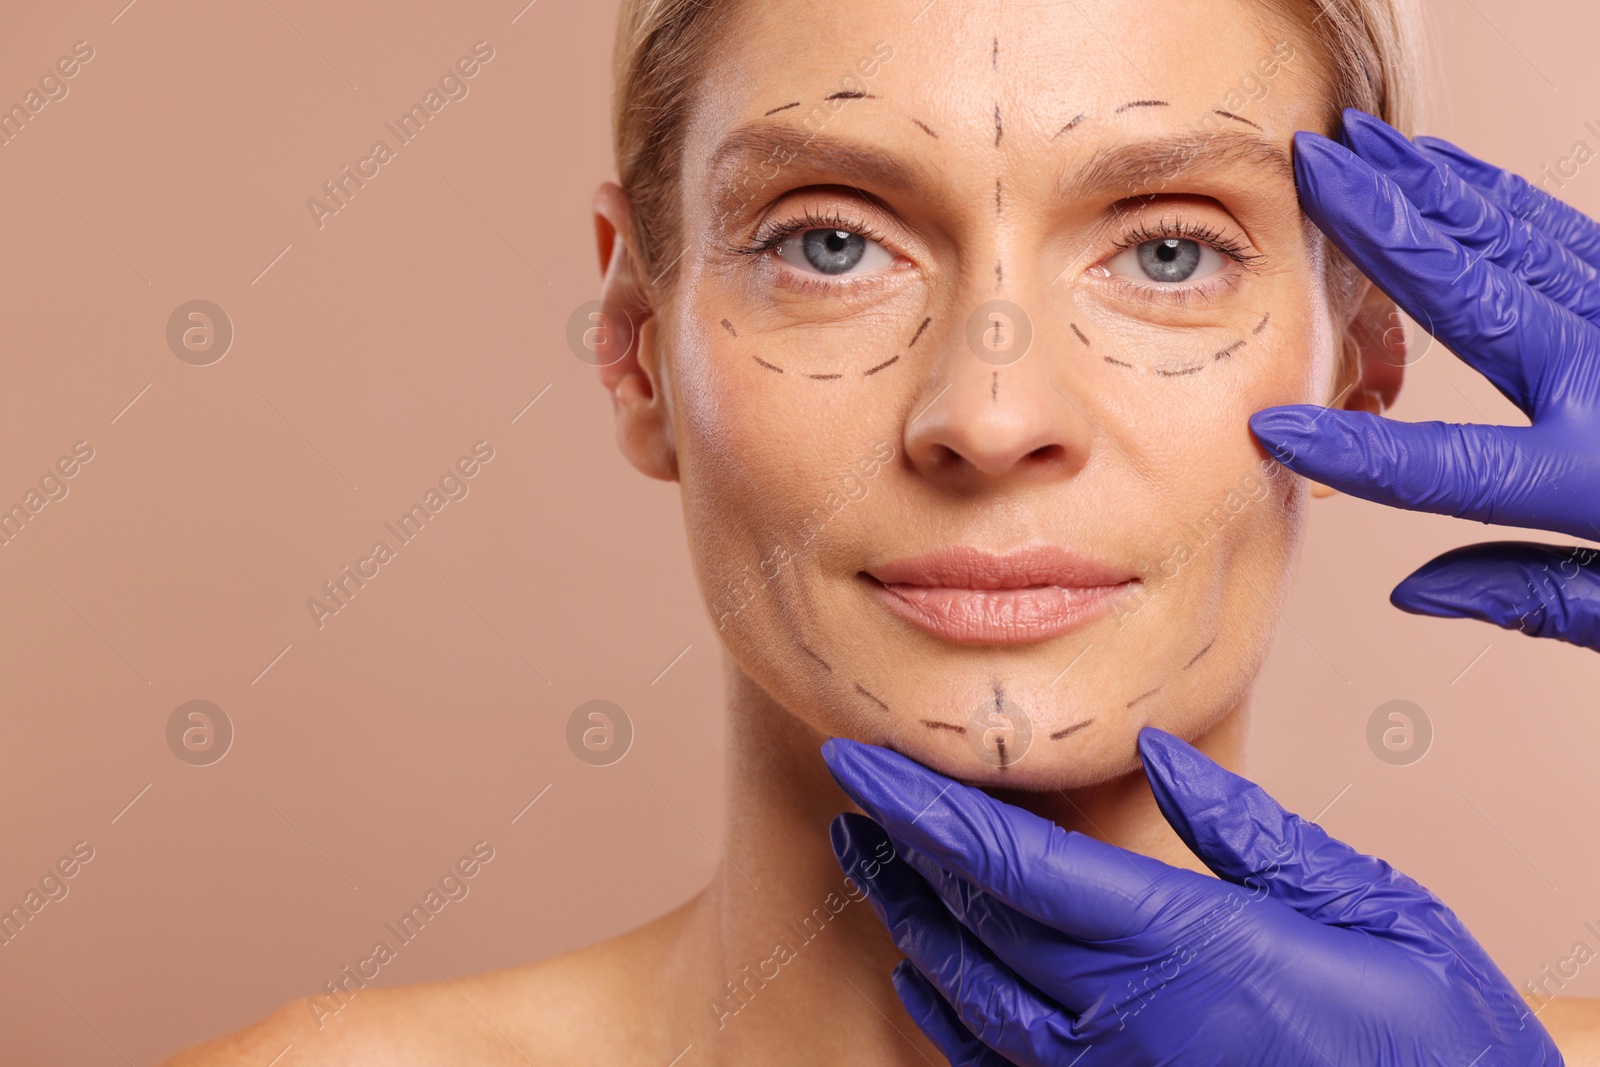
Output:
(862, 545), (1139, 644)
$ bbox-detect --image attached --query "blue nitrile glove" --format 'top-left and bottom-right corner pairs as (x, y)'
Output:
(1249, 107), (1600, 651)
(823, 730), (1561, 1066)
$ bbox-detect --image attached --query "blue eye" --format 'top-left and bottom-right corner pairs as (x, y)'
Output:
(1105, 237), (1226, 284)
(776, 228), (893, 276)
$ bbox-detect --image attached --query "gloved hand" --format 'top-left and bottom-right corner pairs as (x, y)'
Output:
(1249, 107), (1600, 651)
(823, 730), (1562, 1066)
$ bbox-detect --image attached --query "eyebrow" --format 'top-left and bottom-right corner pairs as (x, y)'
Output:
(1062, 128), (1293, 199)
(707, 121), (1292, 220)
(709, 120), (936, 206)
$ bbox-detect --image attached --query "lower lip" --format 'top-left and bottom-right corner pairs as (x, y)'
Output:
(865, 578), (1137, 644)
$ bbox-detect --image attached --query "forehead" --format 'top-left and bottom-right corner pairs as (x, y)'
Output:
(684, 0), (1323, 187)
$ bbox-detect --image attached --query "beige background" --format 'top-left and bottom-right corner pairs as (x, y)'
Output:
(0, 0), (1596, 1062)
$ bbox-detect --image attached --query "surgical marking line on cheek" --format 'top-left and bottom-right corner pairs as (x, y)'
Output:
(1054, 113), (1087, 138)
(1214, 339), (1246, 361)
(763, 101), (801, 116)
(1253, 311), (1271, 334)
(912, 118), (939, 139)
(855, 682), (891, 713)
(827, 91), (877, 101)
(1153, 364), (1205, 377)
(807, 372), (843, 380)
(1070, 323), (1090, 346)
(921, 720), (966, 734)
(798, 643), (833, 672)
(992, 35), (999, 71)
(752, 355), (784, 373)
(721, 318), (738, 337)
(1185, 637), (1215, 669)
(996, 177), (1002, 215)
(1049, 719), (1094, 741)
(863, 355), (901, 377)
(1104, 355), (1134, 369)
(909, 316), (932, 347)
(1115, 99), (1169, 113)
(994, 104), (1003, 148)
(1214, 109), (1262, 131)
(1126, 686), (1161, 709)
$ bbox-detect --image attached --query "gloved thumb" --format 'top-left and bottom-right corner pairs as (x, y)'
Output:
(1137, 727), (1424, 930)
(1391, 541), (1600, 652)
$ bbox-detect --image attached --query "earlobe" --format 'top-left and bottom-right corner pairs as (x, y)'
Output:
(1311, 282), (1407, 500)
(592, 182), (678, 482)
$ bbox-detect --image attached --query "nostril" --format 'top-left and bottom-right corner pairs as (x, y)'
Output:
(1027, 443), (1066, 464)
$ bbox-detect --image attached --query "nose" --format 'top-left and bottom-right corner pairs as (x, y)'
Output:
(903, 300), (1095, 490)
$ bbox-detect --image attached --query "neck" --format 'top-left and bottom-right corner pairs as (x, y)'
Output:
(667, 652), (1252, 1065)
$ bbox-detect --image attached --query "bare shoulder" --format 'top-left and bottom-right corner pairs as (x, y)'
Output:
(158, 894), (706, 1067)
(1541, 997), (1600, 1065)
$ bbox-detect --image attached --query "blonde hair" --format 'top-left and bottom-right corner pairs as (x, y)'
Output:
(611, 0), (1428, 320)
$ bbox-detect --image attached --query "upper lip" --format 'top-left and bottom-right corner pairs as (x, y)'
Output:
(863, 545), (1137, 590)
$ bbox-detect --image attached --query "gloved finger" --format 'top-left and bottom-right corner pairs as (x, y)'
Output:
(1247, 406), (1591, 538)
(1416, 133), (1600, 271)
(1137, 727), (1433, 932)
(822, 738), (1170, 940)
(1340, 110), (1600, 324)
(828, 816), (1083, 1066)
(1391, 540), (1600, 652)
(890, 961), (1018, 1067)
(890, 828), (1150, 1016)
(1295, 129), (1595, 417)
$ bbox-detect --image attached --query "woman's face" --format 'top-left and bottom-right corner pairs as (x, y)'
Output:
(646, 0), (1356, 787)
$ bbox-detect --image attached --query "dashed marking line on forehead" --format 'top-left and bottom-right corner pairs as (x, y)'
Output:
(807, 372), (844, 380)
(922, 720), (966, 733)
(721, 318), (738, 337)
(909, 316), (933, 347)
(1050, 719), (1094, 741)
(1214, 109), (1263, 131)
(1115, 100), (1170, 113)
(855, 682), (891, 712)
(992, 371), (998, 401)
(1070, 323), (1090, 346)
(1185, 637), (1215, 669)
(752, 355), (784, 373)
(992, 36), (999, 70)
(912, 118), (940, 139)
(996, 177), (1003, 215)
(1126, 685), (1161, 708)
(863, 355), (901, 377)
(1054, 113), (1087, 139)
(763, 101), (801, 116)
(798, 643), (833, 672)
(994, 104), (1003, 147)
(995, 260), (1003, 289)
(827, 90), (877, 101)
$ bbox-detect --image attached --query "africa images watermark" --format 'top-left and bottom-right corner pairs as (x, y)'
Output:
(0, 39), (95, 149)
(309, 839), (496, 1028)
(306, 40), (496, 230)
(306, 441), (496, 629)
(0, 440), (95, 548)
(709, 439), (896, 632)
(708, 834), (897, 1030)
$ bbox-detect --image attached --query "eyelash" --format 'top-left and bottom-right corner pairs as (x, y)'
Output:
(728, 208), (1262, 300)
(1100, 216), (1263, 306)
(728, 208), (899, 295)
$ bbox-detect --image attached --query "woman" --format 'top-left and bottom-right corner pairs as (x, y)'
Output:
(163, 0), (1600, 1061)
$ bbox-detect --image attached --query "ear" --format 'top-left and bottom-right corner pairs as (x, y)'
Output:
(1309, 279), (1407, 500)
(593, 181), (677, 482)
